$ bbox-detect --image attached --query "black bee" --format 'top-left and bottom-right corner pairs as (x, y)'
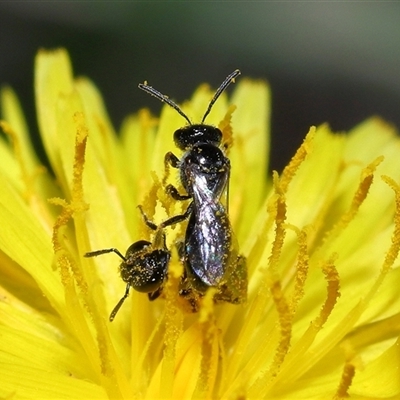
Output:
(84, 225), (170, 321)
(138, 70), (247, 310)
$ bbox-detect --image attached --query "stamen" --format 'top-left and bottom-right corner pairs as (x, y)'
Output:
(319, 156), (384, 252)
(268, 172), (287, 276)
(314, 254), (341, 329)
(286, 225), (310, 314)
(280, 127), (316, 193)
(380, 175), (400, 273)
(333, 362), (356, 400)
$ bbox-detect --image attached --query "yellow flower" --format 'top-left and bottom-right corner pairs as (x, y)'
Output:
(0, 48), (399, 399)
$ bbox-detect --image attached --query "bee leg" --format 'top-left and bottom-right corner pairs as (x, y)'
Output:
(148, 285), (164, 301)
(109, 283), (131, 322)
(166, 184), (191, 201)
(137, 205), (158, 230)
(163, 152), (180, 185)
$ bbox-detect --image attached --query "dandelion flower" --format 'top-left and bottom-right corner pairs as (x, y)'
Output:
(0, 48), (399, 399)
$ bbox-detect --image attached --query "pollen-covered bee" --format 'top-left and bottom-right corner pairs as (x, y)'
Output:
(85, 226), (170, 321)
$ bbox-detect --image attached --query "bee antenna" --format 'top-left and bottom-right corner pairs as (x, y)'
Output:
(201, 69), (241, 124)
(138, 82), (192, 125)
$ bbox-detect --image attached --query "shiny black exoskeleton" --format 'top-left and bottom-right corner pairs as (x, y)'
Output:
(84, 227), (170, 321)
(138, 70), (247, 309)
